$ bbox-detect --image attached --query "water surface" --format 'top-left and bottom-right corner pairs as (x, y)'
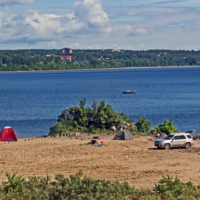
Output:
(0, 67), (200, 138)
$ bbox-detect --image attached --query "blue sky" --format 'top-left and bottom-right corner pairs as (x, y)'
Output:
(0, 0), (199, 50)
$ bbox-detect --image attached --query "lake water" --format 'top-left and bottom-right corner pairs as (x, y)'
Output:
(0, 67), (200, 138)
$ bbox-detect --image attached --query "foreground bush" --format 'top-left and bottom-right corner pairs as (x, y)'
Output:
(1, 172), (200, 200)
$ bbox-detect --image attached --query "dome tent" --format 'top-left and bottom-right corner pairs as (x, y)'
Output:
(0, 126), (18, 142)
(113, 130), (133, 140)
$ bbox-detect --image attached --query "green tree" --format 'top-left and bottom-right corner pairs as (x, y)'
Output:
(135, 117), (151, 134)
(79, 97), (87, 108)
(89, 100), (124, 129)
(155, 118), (175, 135)
(120, 112), (134, 123)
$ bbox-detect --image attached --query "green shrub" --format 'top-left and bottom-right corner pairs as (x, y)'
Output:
(120, 112), (134, 123)
(154, 174), (195, 198)
(155, 118), (176, 135)
(2, 172), (25, 194)
(135, 117), (151, 134)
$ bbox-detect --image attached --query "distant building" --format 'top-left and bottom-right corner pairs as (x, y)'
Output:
(158, 52), (167, 55)
(59, 55), (73, 62)
(62, 48), (72, 54)
(46, 54), (57, 57)
(98, 56), (104, 60)
(111, 49), (122, 52)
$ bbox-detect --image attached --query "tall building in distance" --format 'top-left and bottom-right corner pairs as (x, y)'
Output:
(62, 48), (72, 54)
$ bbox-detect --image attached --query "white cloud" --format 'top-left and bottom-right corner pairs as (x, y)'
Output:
(73, 42), (79, 47)
(74, 0), (109, 28)
(0, 0), (200, 50)
(65, 13), (75, 20)
(0, 0), (114, 46)
(47, 41), (57, 48)
(135, 28), (148, 35)
(0, 0), (37, 5)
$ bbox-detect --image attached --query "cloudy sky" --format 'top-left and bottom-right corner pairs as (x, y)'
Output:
(0, 0), (199, 50)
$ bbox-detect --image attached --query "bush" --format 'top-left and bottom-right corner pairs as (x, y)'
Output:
(135, 117), (151, 134)
(155, 118), (176, 135)
(154, 174), (195, 198)
(120, 112), (134, 123)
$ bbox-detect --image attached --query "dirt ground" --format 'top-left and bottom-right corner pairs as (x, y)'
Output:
(0, 134), (200, 189)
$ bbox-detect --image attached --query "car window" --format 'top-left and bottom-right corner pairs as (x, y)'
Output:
(186, 135), (192, 139)
(173, 136), (180, 140)
(164, 134), (174, 140)
(179, 135), (186, 139)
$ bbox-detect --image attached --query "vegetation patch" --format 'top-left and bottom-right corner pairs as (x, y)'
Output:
(1, 172), (200, 199)
(135, 117), (151, 134)
(49, 98), (135, 136)
(155, 118), (177, 135)
(49, 98), (178, 137)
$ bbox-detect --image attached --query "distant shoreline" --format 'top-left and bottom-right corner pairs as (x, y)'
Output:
(0, 65), (200, 73)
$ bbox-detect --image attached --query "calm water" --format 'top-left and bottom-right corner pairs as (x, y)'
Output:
(0, 67), (200, 138)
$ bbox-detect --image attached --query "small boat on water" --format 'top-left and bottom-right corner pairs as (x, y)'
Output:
(123, 91), (136, 94)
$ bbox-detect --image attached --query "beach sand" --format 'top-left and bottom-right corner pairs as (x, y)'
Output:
(0, 134), (200, 189)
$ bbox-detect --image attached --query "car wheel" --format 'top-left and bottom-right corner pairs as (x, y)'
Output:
(185, 142), (191, 149)
(164, 144), (170, 150)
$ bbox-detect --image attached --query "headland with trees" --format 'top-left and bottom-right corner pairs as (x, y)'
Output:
(49, 98), (177, 136)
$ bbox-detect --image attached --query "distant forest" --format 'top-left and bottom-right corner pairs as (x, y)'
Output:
(0, 49), (200, 71)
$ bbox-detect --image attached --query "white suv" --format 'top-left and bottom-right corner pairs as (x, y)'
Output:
(154, 133), (193, 150)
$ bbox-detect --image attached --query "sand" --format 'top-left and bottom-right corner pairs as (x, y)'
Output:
(0, 134), (200, 189)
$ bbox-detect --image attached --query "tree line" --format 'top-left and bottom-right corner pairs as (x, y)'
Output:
(0, 49), (200, 71)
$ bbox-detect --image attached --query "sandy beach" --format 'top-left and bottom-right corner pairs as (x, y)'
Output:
(0, 134), (200, 189)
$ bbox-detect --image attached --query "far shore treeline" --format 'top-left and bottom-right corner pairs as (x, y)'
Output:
(0, 49), (200, 71)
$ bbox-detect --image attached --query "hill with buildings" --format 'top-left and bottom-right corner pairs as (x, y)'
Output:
(0, 48), (200, 71)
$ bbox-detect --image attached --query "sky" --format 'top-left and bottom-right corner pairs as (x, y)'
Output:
(0, 0), (199, 50)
